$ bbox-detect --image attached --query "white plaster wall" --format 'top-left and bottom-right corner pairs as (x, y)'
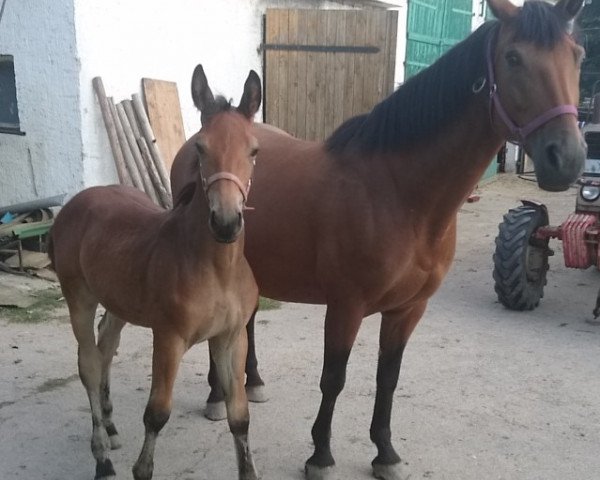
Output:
(74, 0), (365, 188)
(0, 0), (82, 207)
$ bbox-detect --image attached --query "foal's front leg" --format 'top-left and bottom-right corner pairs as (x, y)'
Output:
(210, 327), (259, 480)
(132, 330), (186, 480)
(370, 303), (426, 480)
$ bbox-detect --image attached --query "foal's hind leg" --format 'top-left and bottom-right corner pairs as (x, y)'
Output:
(67, 295), (116, 479)
(370, 304), (426, 480)
(210, 328), (259, 480)
(97, 311), (126, 450)
(132, 330), (186, 480)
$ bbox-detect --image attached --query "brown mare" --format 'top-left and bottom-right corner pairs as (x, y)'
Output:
(171, 1), (587, 479)
(49, 65), (262, 480)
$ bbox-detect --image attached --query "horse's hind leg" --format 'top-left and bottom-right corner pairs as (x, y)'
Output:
(66, 294), (116, 479)
(244, 309), (267, 402)
(132, 330), (186, 480)
(97, 311), (126, 450)
(205, 309), (266, 421)
(370, 304), (426, 480)
(210, 328), (258, 480)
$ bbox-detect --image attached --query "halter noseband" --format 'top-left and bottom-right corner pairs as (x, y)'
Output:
(203, 171), (251, 204)
(485, 27), (578, 145)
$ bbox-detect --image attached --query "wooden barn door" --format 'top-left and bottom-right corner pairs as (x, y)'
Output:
(263, 9), (398, 141)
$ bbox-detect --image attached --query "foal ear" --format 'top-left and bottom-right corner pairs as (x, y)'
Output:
(191, 64), (215, 114)
(237, 70), (262, 120)
(486, 0), (519, 21)
(554, 0), (584, 22)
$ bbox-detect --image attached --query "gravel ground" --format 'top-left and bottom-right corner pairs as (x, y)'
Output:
(1, 174), (599, 480)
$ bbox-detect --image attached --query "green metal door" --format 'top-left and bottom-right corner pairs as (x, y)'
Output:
(405, 0), (472, 78)
(406, 0), (498, 181)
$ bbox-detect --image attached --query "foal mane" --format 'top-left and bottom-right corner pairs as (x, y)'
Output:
(325, 1), (572, 156)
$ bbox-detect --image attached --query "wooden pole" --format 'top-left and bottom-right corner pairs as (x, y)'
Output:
(108, 98), (145, 192)
(92, 77), (133, 186)
(131, 94), (172, 197)
(122, 100), (172, 208)
(116, 102), (160, 205)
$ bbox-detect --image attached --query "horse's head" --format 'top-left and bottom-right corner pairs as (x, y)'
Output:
(191, 65), (261, 243)
(488, 0), (586, 191)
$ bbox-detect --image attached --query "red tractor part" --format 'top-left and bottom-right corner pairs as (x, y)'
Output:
(535, 213), (600, 269)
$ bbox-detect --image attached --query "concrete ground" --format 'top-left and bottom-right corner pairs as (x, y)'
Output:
(1, 174), (599, 480)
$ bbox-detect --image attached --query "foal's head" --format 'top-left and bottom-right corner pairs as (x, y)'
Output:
(191, 65), (261, 243)
(488, 0), (586, 191)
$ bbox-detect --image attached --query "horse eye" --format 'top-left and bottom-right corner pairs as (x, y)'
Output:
(195, 143), (206, 156)
(250, 148), (259, 157)
(505, 51), (521, 67)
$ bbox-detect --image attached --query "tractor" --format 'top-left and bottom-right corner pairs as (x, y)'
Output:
(493, 113), (600, 313)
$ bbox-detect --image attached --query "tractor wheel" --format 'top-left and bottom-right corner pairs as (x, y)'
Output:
(493, 205), (550, 310)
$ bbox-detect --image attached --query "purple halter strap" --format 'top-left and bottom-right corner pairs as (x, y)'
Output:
(485, 27), (578, 144)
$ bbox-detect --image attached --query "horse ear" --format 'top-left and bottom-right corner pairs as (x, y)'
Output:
(486, 0), (519, 21)
(237, 70), (262, 120)
(554, 0), (584, 22)
(191, 64), (215, 113)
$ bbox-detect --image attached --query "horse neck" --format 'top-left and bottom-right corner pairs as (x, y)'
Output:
(384, 94), (504, 234)
(174, 177), (244, 269)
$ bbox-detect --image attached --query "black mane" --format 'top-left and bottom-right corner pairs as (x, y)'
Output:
(325, 1), (572, 156)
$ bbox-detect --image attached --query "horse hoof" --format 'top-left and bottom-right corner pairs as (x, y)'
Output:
(246, 384), (268, 403)
(372, 463), (409, 480)
(305, 463), (334, 480)
(204, 401), (227, 421)
(109, 434), (122, 450)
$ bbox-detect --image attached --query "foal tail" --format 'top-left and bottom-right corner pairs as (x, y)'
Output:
(46, 227), (55, 271)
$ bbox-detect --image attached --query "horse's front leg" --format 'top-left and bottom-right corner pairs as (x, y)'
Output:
(205, 309), (266, 421)
(370, 303), (427, 480)
(210, 326), (259, 480)
(97, 312), (126, 450)
(132, 330), (186, 480)
(305, 304), (364, 480)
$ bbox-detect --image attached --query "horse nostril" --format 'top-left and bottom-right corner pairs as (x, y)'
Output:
(546, 143), (560, 170)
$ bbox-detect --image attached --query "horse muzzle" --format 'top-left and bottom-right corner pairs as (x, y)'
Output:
(526, 119), (586, 192)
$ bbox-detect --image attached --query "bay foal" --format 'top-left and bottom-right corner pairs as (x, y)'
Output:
(50, 65), (262, 480)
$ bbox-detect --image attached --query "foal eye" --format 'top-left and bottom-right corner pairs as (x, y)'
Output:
(195, 143), (206, 156)
(250, 148), (259, 157)
(505, 51), (521, 67)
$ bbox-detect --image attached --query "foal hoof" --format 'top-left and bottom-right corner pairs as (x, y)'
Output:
(95, 458), (116, 480)
(372, 462), (409, 480)
(204, 400), (227, 421)
(109, 433), (122, 450)
(305, 463), (334, 480)
(246, 384), (268, 403)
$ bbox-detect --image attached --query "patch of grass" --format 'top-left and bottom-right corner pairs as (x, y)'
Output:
(0, 286), (65, 323)
(258, 296), (281, 311)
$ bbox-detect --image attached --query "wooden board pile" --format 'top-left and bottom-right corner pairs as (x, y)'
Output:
(92, 77), (174, 209)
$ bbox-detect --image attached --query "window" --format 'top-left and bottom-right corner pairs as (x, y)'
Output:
(0, 55), (23, 135)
